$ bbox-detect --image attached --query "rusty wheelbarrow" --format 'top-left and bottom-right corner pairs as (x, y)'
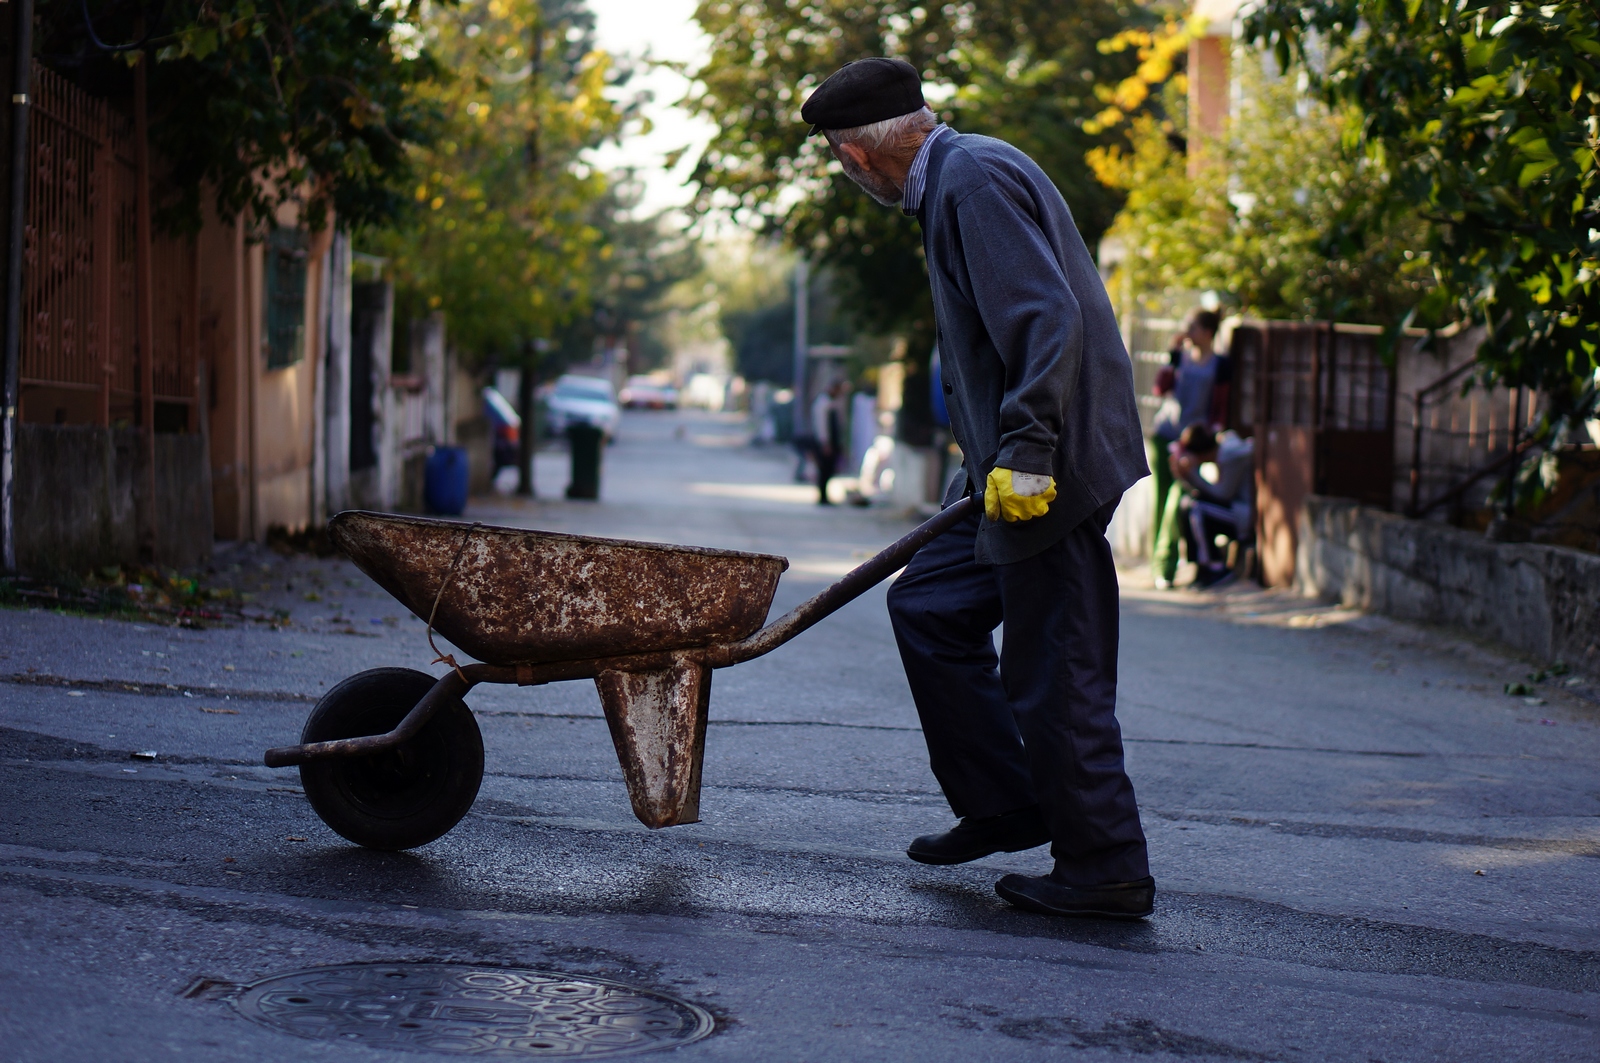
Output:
(264, 496), (976, 850)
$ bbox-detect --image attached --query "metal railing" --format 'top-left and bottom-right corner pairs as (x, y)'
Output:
(1402, 346), (1541, 519)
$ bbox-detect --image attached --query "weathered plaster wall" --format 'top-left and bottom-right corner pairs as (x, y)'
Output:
(199, 206), (324, 541)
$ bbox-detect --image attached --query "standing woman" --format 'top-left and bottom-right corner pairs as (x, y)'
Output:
(1148, 309), (1230, 588)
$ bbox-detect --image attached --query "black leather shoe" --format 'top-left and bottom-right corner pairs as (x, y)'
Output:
(994, 873), (1156, 920)
(906, 805), (1051, 865)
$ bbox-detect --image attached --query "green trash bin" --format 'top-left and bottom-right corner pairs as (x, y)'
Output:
(566, 423), (603, 500)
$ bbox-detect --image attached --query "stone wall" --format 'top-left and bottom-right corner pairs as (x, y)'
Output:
(153, 433), (215, 570)
(15, 425), (213, 575)
(1297, 495), (1600, 667)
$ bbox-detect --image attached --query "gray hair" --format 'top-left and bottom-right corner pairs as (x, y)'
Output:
(823, 106), (937, 153)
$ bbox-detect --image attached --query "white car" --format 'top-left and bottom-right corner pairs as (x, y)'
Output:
(619, 375), (680, 409)
(545, 374), (620, 439)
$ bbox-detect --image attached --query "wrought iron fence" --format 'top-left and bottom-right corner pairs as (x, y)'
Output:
(1399, 336), (1543, 520)
(21, 63), (197, 428)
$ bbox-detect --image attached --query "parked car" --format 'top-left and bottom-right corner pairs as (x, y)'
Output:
(619, 375), (679, 409)
(545, 374), (621, 439)
(482, 386), (521, 471)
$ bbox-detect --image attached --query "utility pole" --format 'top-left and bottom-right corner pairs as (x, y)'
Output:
(515, 8), (544, 499)
(1, 0), (34, 573)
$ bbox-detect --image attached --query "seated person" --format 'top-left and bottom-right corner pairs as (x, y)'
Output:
(1149, 309), (1232, 589)
(1170, 423), (1254, 588)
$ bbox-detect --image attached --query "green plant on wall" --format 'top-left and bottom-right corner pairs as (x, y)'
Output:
(1243, 0), (1598, 393)
(43, 0), (448, 234)
(1092, 53), (1433, 325)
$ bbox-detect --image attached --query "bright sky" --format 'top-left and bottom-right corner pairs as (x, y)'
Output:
(585, 0), (719, 216)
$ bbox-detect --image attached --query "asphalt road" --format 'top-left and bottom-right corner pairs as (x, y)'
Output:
(2, 408), (1597, 1062)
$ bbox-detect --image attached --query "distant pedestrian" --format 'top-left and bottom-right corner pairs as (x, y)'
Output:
(803, 57), (1153, 919)
(811, 379), (849, 505)
(1150, 309), (1231, 589)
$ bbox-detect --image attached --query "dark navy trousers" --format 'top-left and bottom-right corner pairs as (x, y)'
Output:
(886, 499), (1150, 885)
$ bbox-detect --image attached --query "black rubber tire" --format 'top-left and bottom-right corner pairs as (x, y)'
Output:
(298, 667), (484, 851)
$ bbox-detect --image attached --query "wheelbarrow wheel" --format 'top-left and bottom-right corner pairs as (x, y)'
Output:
(298, 667), (484, 851)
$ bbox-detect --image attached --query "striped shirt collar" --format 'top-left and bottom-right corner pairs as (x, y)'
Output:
(900, 124), (952, 216)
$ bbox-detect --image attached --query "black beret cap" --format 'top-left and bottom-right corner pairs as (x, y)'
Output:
(801, 57), (925, 136)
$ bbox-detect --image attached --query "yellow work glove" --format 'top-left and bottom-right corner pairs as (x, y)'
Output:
(984, 467), (1057, 523)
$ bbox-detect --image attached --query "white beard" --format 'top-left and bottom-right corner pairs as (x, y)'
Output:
(841, 156), (902, 206)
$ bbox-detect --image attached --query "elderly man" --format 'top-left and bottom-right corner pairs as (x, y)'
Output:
(801, 58), (1154, 918)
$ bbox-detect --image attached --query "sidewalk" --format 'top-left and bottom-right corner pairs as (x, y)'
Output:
(1, 408), (1596, 1061)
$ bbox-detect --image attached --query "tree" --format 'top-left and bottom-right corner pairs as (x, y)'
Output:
(1243, 0), (1599, 393)
(1092, 52), (1432, 324)
(357, 0), (642, 498)
(363, 0), (627, 365)
(552, 173), (704, 376)
(41, 0), (445, 233)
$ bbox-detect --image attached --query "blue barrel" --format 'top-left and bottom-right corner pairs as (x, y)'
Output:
(424, 445), (470, 515)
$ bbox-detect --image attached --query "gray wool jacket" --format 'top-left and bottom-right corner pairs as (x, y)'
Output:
(916, 130), (1148, 564)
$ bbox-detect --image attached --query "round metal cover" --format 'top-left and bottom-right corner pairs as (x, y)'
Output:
(233, 963), (714, 1057)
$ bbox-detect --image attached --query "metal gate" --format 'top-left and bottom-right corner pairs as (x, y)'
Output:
(20, 62), (197, 430)
(1228, 320), (1398, 586)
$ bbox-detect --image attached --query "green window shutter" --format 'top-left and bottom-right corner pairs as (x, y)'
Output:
(264, 228), (309, 369)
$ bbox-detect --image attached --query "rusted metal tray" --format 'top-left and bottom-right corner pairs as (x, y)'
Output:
(331, 511), (790, 666)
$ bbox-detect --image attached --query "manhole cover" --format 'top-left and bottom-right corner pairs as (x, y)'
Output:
(233, 963), (714, 1057)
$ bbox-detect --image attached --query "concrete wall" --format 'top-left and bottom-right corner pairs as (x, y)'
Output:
(1297, 495), (1600, 667)
(1107, 470), (1154, 562)
(14, 425), (212, 575)
(458, 416), (493, 498)
(153, 433), (215, 570)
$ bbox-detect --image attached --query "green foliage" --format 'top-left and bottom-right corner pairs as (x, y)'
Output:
(363, 0), (626, 366)
(1095, 57), (1432, 323)
(551, 174), (704, 374)
(685, 0), (1154, 346)
(44, 0), (446, 233)
(705, 239), (854, 383)
(155, 0), (442, 233)
(1243, 0), (1600, 390)
(707, 239), (792, 381)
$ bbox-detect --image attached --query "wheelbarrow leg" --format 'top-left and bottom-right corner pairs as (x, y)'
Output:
(594, 654), (712, 829)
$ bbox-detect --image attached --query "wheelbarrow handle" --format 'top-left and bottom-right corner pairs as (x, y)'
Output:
(707, 494), (977, 668)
